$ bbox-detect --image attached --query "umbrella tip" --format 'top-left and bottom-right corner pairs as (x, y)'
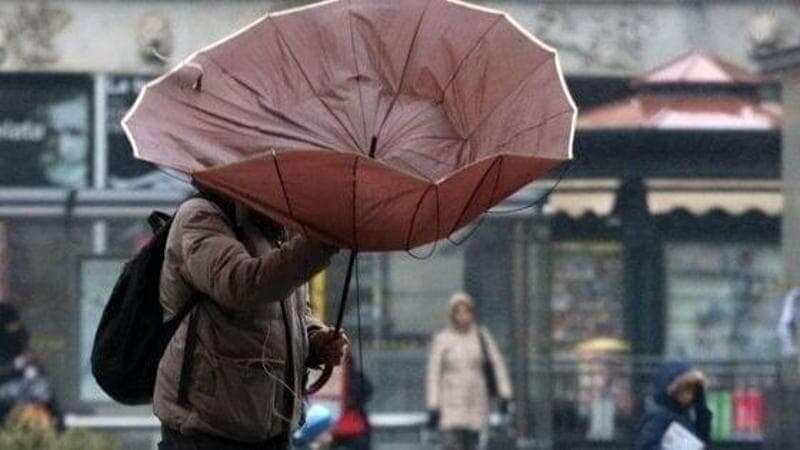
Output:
(369, 136), (377, 158)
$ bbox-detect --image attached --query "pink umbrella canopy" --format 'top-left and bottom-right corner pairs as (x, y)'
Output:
(123, 0), (576, 251)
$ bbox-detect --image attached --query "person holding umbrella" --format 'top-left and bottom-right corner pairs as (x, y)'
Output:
(425, 293), (512, 450)
(122, 0), (576, 447)
(154, 195), (349, 450)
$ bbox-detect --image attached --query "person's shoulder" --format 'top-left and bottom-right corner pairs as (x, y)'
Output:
(177, 196), (222, 217)
(433, 329), (456, 344)
(173, 196), (230, 229)
(641, 401), (678, 428)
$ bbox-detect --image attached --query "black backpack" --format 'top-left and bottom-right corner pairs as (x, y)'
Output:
(91, 197), (237, 406)
(90, 210), (191, 405)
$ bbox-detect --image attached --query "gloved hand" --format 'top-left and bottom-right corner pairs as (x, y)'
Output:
(307, 329), (349, 369)
(427, 410), (440, 429)
(693, 384), (708, 409)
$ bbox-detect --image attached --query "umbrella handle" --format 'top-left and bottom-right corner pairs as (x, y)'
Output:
(305, 364), (333, 396)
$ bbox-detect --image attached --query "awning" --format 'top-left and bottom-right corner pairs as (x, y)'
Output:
(544, 179), (618, 218)
(543, 179), (781, 218)
(646, 179), (782, 216)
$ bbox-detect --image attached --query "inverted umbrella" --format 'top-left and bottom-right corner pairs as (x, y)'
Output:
(123, 0), (576, 251)
(123, 0), (576, 390)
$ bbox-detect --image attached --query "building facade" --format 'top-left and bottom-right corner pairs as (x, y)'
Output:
(1, 0), (798, 448)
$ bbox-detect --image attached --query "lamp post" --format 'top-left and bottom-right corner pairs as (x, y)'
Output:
(502, 188), (553, 450)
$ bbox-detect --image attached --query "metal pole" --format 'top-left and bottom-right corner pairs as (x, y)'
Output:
(92, 73), (108, 255)
(93, 73), (108, 190)
(530, 219), (554, 450)
(511, 218), (531, 443)
(782, 70), (800, 287)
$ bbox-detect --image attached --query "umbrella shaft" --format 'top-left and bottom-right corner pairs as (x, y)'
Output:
(334, 250), (358, 331)
(369, 136), (377, 158)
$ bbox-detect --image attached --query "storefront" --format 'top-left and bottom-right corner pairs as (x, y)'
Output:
(539, 51), (784, 446)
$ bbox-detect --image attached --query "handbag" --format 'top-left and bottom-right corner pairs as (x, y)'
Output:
(477, 327), (499, 398)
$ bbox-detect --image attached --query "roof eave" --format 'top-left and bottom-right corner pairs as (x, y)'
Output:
(753, 46), (800, 74)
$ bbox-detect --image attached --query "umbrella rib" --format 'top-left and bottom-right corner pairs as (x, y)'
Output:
(438, 16), (504, 104)
(373, 0), (434, 146)
(198, 56), (341, 152)
(463, 57), (553, 144)
(405, 183), (440, 255)
(347, 0), (369, 151)
(270, 149), (309, 237)
(199, 177), (338, 244)
(268, 15), (364, 153)
(494, 108), (574, 151)
(381, 130), (463, 161)
(387, 146), (454, 169)
(378, 16), (503, 153)
(383, 155), (433, 181)
(448, 155), (503, 238)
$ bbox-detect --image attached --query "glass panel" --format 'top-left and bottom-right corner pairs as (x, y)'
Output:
(3, 218), (94, 411)
(78, 257), (125, 403)
(106, 74), (189, 190)
(551, 242), (625, 355)
(0, 75), (92, 188)
(666, 243), (783, 361)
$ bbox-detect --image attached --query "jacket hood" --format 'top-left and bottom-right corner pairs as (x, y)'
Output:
(448, 292), (474, 328)
(653, 361), (706, 411)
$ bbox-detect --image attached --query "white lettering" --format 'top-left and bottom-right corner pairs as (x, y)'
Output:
(0, 120), (47, 142)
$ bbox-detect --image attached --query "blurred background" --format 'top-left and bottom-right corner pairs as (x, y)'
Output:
(2, 0), (800, 449)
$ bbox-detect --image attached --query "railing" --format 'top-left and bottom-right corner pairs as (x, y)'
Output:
(535, 357), (780, 445)
(64, 359), (784, 450)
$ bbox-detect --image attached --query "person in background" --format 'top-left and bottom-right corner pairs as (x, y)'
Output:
(778, 286), (800, 357)
(425, 293), (512, 450)
(0, 303), (61, 429)
(330, 357), (373, 450)
(635, 361), (712, 450)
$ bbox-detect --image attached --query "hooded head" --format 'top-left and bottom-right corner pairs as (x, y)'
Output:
(0, 303), (29, 364)
(448, 292), (475, 332)
(653, 361), (707, 411)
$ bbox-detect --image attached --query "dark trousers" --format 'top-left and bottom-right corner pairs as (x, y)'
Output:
(159, 426), (290, 450)
(442, 428), (480, 450)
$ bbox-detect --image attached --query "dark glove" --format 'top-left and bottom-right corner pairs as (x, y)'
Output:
(499, 399), (511, 415)
(427, 410), (440, 429)
(693, 385), (712, 442)
(693, 384), (708, 408)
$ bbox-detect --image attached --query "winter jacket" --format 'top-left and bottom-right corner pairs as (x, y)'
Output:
(426, 299), (512, 431)
(634, 362), (713, 450)
(153, 198), (335, 443)
(0, 355), (60, 428)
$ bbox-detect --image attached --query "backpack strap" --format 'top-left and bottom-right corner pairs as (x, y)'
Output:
(177, 304), (200, 406)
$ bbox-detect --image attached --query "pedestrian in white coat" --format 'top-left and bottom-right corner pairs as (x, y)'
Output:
(425, 293), (512, 450)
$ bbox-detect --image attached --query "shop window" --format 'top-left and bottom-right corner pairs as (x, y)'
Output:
(4, 218), (94, 410)
(0, 75), (92, 188)
(666, 243), (783, 361)
(551, 242), (625, 355)
(78, 257), (125, 403)
(106, 75), (186, 190)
